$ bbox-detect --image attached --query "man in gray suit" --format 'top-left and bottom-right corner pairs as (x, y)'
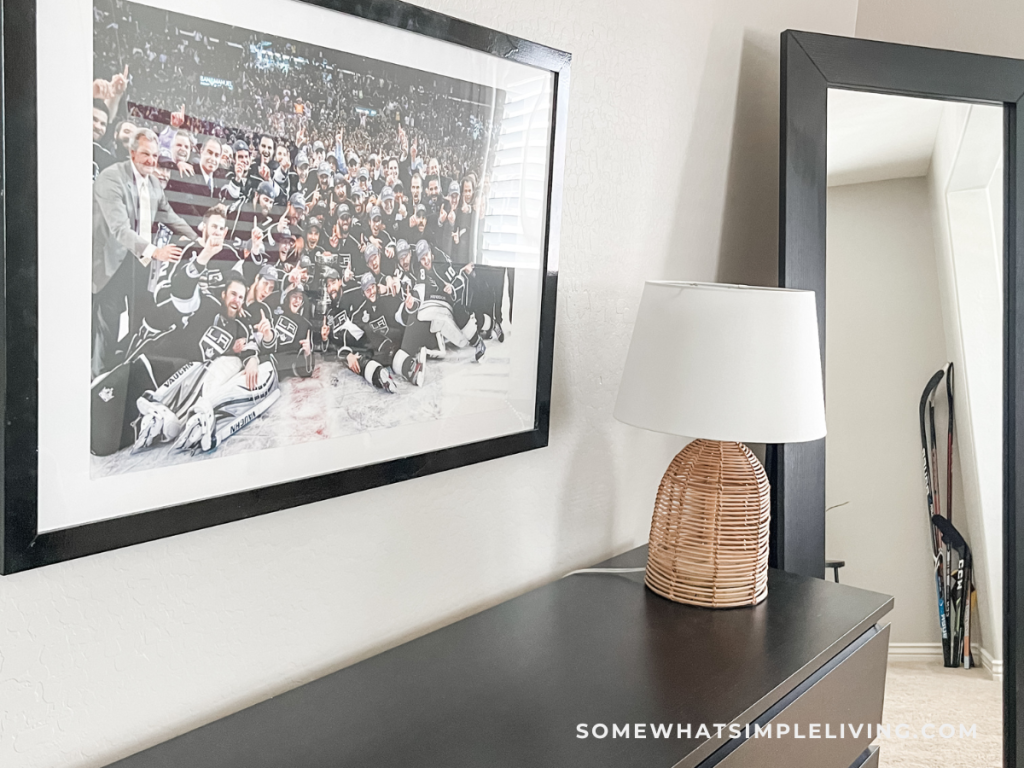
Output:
(92, 128), (198, 376)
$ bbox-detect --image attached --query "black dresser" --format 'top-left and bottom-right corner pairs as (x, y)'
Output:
(109, 546), (893, 767)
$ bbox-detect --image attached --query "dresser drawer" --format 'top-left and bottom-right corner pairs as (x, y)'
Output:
(700, 622), (890, 768)
(851, 745), (880, 767)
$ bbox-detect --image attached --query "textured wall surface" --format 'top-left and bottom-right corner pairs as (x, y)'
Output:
(0, 1), (857, 766)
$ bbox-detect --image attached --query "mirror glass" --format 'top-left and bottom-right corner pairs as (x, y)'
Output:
(826, 88), (1003, 763)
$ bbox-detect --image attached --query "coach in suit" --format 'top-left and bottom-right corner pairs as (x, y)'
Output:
(92, 128), (197, 377)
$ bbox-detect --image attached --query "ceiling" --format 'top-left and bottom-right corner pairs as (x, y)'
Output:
(826, 89), (946, 187)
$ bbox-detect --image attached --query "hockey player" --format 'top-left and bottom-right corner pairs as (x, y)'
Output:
(307, 162), (333, 213)
(379, 186), (398, 232)
(318, 266), (363, 356)
(393, 239), (416, 294)
(245, 264), (280, 344)
(272, 143), (297, 205)
(219, 140), (255, 206)
(346, 272), (428, 392)
(271, 287), (315, 379)
(423, 175), (453, 251)
(328, 173), (350, 218)
(305, 217), (324, 255)
(362, 242), (400, 298)
(364, 205), (395, 273)
(399, 203), (429, 245)
(131, 236), (280, 454)
(149, 204), (241, 320)
(413, 239), (485, 361)
(222, 179), (275, 273)
(349, 186), (368, 239)
(328, 204), (362, 279)
(315, 267), (396, 391)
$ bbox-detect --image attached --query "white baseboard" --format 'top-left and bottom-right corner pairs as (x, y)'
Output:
(887, 641), (1002, 680)
(888, 642), (944, 662)
(980, 647), (1004, 681)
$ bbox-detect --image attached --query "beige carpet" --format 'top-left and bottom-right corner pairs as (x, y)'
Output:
(876, 660), (1002, 767)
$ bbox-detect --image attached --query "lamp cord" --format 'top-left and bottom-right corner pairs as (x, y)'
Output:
(562, 567), (646, 578)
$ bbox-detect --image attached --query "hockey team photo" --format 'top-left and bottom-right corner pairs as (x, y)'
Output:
(86, 0), (549, 488)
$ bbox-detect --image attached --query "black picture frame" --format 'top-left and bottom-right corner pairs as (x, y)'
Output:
(0, 0), (571, 574)
(773, 29), (1024, 766)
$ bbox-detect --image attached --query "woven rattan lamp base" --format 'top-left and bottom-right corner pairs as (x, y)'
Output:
(645, 439), (770, 608)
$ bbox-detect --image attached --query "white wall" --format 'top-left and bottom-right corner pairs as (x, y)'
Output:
(856, 0), (1024, 59)
(825, 177), (950, 645)
(927, 102), (1004, 663)
(0, 1), (860, 766)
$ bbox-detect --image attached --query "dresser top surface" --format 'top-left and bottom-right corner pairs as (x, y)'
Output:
(110, 546), (892, 768)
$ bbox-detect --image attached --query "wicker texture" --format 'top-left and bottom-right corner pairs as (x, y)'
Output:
(645, 439), (771, 608)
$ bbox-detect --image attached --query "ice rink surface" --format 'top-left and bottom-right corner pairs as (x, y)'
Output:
(91, 328), (514, 477)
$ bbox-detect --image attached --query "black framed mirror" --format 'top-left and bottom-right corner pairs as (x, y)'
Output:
(772, 30), (1024, 765)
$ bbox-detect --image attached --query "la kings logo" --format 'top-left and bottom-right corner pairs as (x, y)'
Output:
(328, 309), (348, 330)
(369, 314), (388, 334)
(275, 316), (298, 345)
(199, 325), (233, 360)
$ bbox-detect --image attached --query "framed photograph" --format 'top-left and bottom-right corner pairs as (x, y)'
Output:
(0, 0), (569, 573)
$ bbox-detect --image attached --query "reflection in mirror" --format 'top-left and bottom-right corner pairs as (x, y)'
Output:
(825, 88), (1002, 765)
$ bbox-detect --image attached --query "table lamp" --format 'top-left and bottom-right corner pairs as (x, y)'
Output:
(614, 282), (826, 608)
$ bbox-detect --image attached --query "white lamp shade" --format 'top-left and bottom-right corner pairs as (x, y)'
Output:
(614, 282), (826, 444)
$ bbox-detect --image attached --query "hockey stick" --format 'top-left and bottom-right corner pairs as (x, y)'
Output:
(920, 368), (949, 665)
(932, 515), (970, 667)
(961, 557), (974, 668)
(965, 578), (976, 669)
(946, 362), (955, 527)
(946, 362), (964, 666)
(928, 395), (953, 665)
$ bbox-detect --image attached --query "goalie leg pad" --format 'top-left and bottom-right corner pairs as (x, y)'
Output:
(201, 356), (245, 396)
(176, 361), (280, 453)
(148, 360), (209, 419)
(132, 394), (182, 452)
(130, 358), (209, 452)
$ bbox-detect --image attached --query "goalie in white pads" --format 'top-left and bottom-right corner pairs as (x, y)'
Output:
(131, 237), (281, 453)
